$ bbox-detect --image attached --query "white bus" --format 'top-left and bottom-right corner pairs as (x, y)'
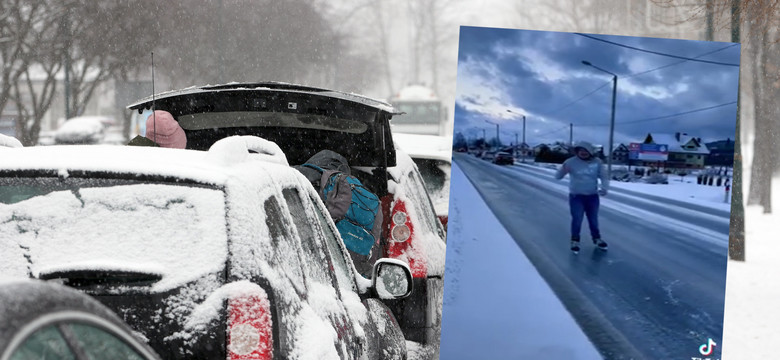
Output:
(388, 84), (448, 136)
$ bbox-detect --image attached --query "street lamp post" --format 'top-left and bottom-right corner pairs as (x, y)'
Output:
(506, 110), (527, 162)
(582, 60), (617, 180)
(486, 120), (499, 149)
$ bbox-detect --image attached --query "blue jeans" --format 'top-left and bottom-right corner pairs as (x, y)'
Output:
(569, 194), (601, 240)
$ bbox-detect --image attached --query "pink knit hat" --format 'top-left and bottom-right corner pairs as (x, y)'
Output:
(146, 110), (186, 149)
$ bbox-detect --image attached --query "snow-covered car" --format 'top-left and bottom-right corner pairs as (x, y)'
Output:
(54, 116), (112, 145)
(0, 134), (22, 148)
(0, 136), (412, 360)
(391, 133), (451, 223)
(0, 279), (161, 360)
(126, 82), (447, 354)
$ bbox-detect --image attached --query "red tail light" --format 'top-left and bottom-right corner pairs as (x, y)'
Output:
(386, 199), (427, 278)
(227, 289), (273, 360)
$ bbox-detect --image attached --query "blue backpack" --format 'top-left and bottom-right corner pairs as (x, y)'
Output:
(302, 164), (382, 256)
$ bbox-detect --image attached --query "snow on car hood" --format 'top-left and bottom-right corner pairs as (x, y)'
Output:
(0, 183), (228, 291)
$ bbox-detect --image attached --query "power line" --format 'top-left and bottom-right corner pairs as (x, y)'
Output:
(578, 101), (737, 127)
(575, 33), (740, 67)
(534, 124), (570, 138)
(543, 43), (738, 117)
(625, 43), (739, 79)
(620, 101), (737, 125)
(549, 80), (612, 115)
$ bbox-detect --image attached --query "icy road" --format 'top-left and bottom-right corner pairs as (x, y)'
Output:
(451, 153), (729, 360)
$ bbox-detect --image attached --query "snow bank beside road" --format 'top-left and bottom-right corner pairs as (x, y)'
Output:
(439, 162), (601, 360)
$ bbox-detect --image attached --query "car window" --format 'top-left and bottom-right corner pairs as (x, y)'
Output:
(310, 195), (356, 293)
(281, 187), (337, 290)
(68, 323), (146, 360)
(10, 325), (75, 360)
(264, 196), (307, 296)
(403, 169), (445, 238)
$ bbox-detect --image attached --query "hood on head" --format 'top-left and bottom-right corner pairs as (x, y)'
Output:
(573, 141), (596, 156)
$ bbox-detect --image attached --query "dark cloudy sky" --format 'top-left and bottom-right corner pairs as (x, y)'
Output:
(454, 26), (741, 148)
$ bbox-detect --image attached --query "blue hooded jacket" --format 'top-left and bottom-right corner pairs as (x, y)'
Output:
(555, 141), (609, 195)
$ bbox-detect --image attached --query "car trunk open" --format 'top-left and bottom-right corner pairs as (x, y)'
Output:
(127, 83), (397, 192)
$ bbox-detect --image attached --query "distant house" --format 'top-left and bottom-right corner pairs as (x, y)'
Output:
(643, 132), (710, 169)
(612, 143), (630, 164)
(505, 142), (531, 158)
(551, 142), (571, 155)
(533, 143), (548, 155)
(705, 139), (735, 167)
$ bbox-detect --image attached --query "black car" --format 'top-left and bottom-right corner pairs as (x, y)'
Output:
(493, 152), (515, 165)
(0, 279), (161, 360)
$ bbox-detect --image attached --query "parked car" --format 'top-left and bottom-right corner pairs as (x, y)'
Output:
(126, 82), (447, 354)
(493, 152), (515, 165)
(390, 133), (451, 224)
(0, 279), (161, 360)
(0, 137), (413, 359)
(54, 116), (113, 145)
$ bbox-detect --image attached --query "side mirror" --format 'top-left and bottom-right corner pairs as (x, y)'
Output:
(371, 259), (413, 300)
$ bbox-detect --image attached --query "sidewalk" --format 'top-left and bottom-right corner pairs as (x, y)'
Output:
(438, 162), (602, 360)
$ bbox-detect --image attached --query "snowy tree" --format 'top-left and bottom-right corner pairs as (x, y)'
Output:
(649, 0), (779, 262)
(2, 0), (67, 146)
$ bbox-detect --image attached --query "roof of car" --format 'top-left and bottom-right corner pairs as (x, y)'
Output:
(0, 136), (293, 186)
(127, 81), (398, 114)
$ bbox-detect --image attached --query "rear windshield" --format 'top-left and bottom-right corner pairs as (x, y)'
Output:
(177, 111), (369, 134)
(0, 177), (228, 291)
(390, 102), (441, 125)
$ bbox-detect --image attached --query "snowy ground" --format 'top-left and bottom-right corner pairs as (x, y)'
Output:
(719, 134), (777, 360)
(524, 161), (732, 213)
(439, 162), (602, 360)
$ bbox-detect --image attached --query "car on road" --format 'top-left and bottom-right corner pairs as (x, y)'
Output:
(481, 151), (496, 162)
(493, 152), (515, 165)
(126, 82), (447, 354)
(0, 137), (413, 359)
(0, 279), (162, 360)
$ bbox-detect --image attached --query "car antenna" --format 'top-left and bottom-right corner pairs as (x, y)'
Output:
(151, 51), (157, 144)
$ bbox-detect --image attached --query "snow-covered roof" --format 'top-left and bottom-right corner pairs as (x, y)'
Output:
(127, 82), (398, 114)
(646, 133), (710, 154)
(0, 136), (289, 185)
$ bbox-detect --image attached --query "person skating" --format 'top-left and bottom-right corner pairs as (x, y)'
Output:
(555, 141), (609, 253)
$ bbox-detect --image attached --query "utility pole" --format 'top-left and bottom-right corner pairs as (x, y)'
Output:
(607, 75), (617, 180)
(515, 132), (519, 158)
(486, 120), (499, 148)
(522, 115), (526, 163)
(729, 0), (744, 261)
(569, 123), (573, 147)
